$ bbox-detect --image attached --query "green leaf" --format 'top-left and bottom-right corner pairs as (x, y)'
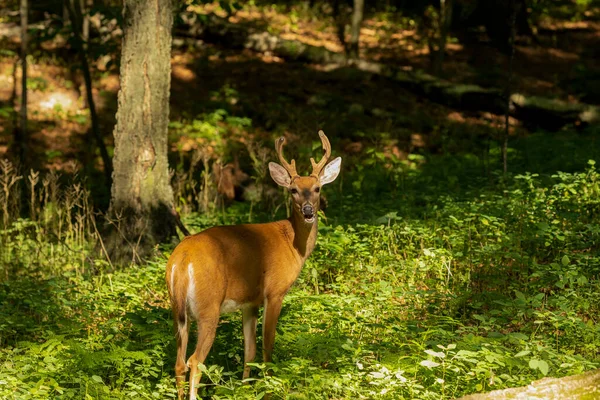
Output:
(515, 290), (526, 301)
(561, 255), (570, 266)
(529, 359), (549, 375)
(425, 349), (445, 358)
(538, 360), (549, 376)
(514, 350), (531, 358)
(420, 360), (440, 368)
(91, 375), (103, 383)
(510, 332), (529, 341)
(577, 275), (588, 285)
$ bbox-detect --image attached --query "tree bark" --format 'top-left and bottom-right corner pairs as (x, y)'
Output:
(104, 0), (177, 265)
(348, 0), (364, 60)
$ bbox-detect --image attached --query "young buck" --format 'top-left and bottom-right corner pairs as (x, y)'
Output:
(166, 131), (341, 399)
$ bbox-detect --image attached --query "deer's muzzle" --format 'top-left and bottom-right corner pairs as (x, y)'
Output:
(302, 204), (315, 221)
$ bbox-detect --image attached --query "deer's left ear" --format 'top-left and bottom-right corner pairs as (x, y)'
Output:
(320, 157), (342, 186)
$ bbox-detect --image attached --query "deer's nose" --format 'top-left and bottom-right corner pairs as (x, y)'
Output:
(302, 204), (314, 217)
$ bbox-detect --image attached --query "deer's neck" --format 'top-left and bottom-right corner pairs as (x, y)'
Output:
(289, 211), (318, 261)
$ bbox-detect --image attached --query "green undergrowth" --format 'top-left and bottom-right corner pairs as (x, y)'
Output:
(1, 148), (600, 398)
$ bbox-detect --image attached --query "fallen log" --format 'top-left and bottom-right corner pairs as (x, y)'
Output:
(349, 60), (599, 129)
(510, 93), (598, 130)
(458, 369), (600, 400)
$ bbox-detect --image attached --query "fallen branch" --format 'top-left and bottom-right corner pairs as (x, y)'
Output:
(458, 369), (600, 400)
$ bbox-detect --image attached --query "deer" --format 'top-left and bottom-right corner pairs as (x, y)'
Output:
(165, 130), (342, 400)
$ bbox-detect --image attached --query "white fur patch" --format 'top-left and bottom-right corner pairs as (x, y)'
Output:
(220, 299), (242, 314)
(189, 377), (195, 400)
(187, 263), (198, 319)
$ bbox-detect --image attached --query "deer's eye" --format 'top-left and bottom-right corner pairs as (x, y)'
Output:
(314, 187), (320, 193)
(290, 188), (298, 194)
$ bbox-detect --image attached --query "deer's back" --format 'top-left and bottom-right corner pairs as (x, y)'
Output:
(166, 220), (301, 309)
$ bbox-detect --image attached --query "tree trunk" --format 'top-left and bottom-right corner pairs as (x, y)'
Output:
(104, 0), (177, 265)
(17, 0), (28, 165)
(66, 0), (113, 185)
(434, 0), (453, 75)
(81, 0), (90, 45)
(503, 0), (518, 176)
(332, 0), (346, 52)
(348, 0), (364, 60)
(474, 0), (531, 52)
(80, 0), (91, 108)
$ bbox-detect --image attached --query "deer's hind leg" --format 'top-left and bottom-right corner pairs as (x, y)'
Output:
(242, 305), (259, 379)
(187, 309), (220, 400)
(174, 313), (189, 400)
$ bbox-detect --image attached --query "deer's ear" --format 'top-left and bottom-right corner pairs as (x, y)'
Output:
(320, 157), (341, 186)
(269, 162), (291, 187)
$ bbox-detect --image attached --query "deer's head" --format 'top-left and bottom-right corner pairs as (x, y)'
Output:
(269, 131), (342, 223)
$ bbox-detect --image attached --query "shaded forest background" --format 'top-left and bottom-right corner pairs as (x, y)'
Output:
(1, 0), (600, 399)
(1, 0), (598, 204)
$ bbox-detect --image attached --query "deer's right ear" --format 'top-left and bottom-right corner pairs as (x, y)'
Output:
(269, 162), (291, 187)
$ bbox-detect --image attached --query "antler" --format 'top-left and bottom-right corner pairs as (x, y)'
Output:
(310, 130), (331, 178)
(275, 136), (299, 179)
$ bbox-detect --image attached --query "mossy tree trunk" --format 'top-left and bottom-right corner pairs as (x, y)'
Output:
(104, 0), (177, 265)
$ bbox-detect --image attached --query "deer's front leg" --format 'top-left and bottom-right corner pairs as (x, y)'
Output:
(242, 305), (259, 379)
(262, 295), (284, 364)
